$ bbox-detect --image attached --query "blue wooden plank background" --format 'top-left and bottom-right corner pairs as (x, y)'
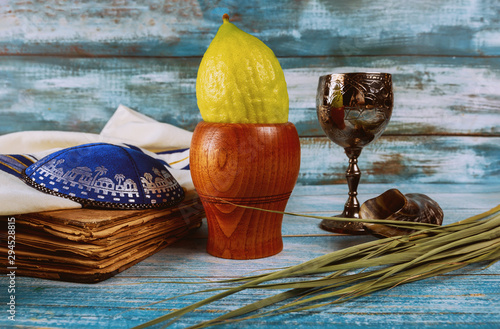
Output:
(1, 0), (499, 186)
(2, 0), (500, 57)
(1, 2), (500, 328)
(4, 184), (500, 328)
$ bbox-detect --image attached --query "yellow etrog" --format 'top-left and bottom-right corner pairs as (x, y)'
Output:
(196, 14), (289, 124)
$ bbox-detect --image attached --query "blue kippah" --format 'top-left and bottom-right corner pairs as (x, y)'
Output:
(23, 143), (185, 209)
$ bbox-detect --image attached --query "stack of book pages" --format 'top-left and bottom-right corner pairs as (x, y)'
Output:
(0, 191), (204, 283)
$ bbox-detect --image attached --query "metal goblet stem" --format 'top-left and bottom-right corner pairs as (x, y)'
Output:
(316, 72), (393, 234)
(343, 147), (362, 218)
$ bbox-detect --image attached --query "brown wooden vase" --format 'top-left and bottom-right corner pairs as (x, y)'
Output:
(190, 121), (301, 259)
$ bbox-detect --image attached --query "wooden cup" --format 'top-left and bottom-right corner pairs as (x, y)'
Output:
(190, 121), (301, 259)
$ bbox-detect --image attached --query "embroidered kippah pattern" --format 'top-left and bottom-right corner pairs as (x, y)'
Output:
(22, 143), (185, 209)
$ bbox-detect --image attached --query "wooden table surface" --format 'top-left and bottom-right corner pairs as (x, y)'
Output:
(1, 183), (499, 328)
(1, 1), (500, 328)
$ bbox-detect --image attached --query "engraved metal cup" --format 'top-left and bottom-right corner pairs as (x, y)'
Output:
(316, 72), (393, 234)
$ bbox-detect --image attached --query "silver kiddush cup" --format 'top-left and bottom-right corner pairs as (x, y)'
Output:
(316, 72), (393, 234)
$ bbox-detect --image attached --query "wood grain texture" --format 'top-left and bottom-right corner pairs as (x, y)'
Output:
(190, 121), (301, 259)
(0, 1), (498, 328)
(1, 56), (499, 136)
(299, 135), (500, 185)
(1, 0), (500, 57)
(1, 184), (498, 329)
(7, 274), (499, 329)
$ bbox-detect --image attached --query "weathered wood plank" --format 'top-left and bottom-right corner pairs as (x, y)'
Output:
(4, 238), (499, 328)
(1, 0), (500, 57)
(299, 135), (500, 185)
(1, 56), (499, 136)
(291, 183), (500, 198)
(8, 273), (499, 328)
(285, 56), (500, 137)
(1, 55), (499, 185)
(1, 1), (498, 328)
(1, 184), (498, 328)
(130, 182), (500, 278)
(189, 184), (500, 237)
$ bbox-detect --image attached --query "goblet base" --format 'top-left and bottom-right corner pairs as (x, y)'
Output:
(319, 215), (369, 235)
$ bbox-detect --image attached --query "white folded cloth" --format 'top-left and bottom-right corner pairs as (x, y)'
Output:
(0, 105), (194, 215)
